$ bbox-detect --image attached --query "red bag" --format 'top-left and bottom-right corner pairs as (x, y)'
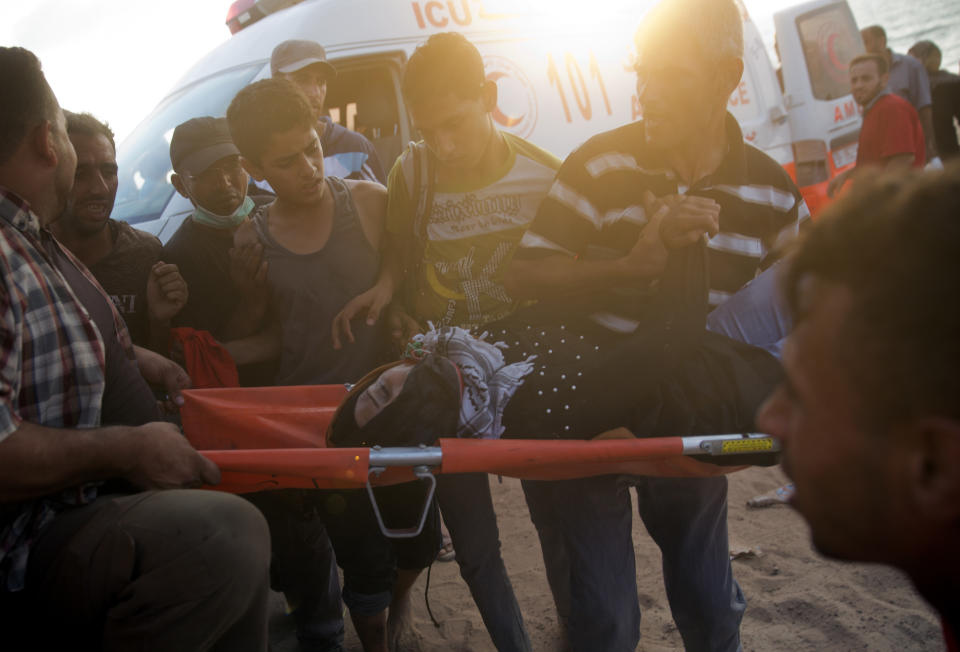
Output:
(170, 327), (240, 389)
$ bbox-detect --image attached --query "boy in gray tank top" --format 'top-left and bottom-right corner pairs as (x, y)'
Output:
(250, 174), (388, 385)
(227, 79), (391, 385)
(228, 78), (421, 651)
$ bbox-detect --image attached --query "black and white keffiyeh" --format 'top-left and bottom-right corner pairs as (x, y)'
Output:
(413, 325), (536, 439)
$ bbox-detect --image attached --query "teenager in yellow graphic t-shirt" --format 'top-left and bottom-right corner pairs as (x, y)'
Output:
(330, 32), (558, 652)
(332, 33), (558, 345)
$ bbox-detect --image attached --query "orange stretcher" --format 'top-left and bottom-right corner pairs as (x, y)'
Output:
(183, 386), (779, 537)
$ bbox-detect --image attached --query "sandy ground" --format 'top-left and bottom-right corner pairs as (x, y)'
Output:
(270, 465), (942, 651)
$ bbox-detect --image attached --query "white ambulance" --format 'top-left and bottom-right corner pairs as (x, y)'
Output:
(774, 0), (864, 214)
(113, 0), (862, 240)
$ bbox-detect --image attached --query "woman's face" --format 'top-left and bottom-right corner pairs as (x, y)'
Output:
(354, 364), (415, 427)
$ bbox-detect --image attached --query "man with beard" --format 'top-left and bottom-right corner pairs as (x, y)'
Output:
(757, 165), (960, 651)
(0, 46), (271, 651)
(827, 54), (925, 198)
(861, 24), (936, 162)
(51, 112), (187, 350)
(503, 0), (807, 649)
(163, 117), (276, 384)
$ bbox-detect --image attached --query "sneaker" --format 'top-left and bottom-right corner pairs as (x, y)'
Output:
(746, 483), (795, 508)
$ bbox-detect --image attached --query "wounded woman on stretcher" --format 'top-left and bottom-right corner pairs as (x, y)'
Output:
(320, 244), (783, 651)
(328, 245), (783, 451)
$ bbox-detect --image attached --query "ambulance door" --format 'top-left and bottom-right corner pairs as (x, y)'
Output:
(479, 32), (639, 158)
(775, 0), (863, 216)
(730, 3), (793, 169)
(324, 52), (411, 173)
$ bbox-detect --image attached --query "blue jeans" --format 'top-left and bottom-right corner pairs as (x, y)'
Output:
(522, 474), (745, 652)
(437, 473), (533, 652)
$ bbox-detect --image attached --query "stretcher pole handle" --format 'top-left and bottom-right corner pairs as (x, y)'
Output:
(366, 463), (437, 539)
(681, 433), (779, 456)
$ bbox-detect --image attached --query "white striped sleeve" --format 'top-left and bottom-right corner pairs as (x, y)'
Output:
(584, 152), (675, 180)
(603, 204), (647, 227)
(547, 180), (604, 230)
(585, 152), (641, 177)
(708, 232), (765, 257)
(518, 231), (578, 257)
(713, 184), (797, 212)
(796, 198), (811, 224)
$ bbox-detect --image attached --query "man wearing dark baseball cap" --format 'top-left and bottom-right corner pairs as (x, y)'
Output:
(164, 117), (269, 363)
(165, 115), (348, 651)
(271, 39), (386, 184)
(270, 39), (337, 80)
(170, 116), (242, 180)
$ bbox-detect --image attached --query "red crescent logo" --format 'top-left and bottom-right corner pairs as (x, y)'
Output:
(827, 32), (845, 70)
(487, 71), (525, 127)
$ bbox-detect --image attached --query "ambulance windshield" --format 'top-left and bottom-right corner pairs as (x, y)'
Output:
(114, 63), (262, 225)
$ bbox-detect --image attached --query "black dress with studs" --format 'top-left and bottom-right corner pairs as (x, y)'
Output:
(494, 243), (782, 440)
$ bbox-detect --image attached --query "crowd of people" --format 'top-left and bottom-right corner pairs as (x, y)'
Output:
(828, 25), (959, 198)
(1, 0), (958, 650)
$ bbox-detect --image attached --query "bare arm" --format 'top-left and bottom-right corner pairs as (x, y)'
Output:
(826, 167), (856, 198)
(146, 261), (188, 353)
(219, 293), (268, 342)
(506, 193), (717, 300)
(221, 221), (270, 341)
(134, 344), (191, 409)
(347, 179), (388, 252)
(919, 105), (937, 161)
(828, 153), (916, 199)
(330, 182), (406, 350)
(0, 420), (220, 502)
(331, 237), (407, 349)
(222, 319), (281, 366)
(884, 152), (917, 171)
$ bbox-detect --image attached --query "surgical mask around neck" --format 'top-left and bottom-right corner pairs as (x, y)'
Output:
(191, 195), (255, 229)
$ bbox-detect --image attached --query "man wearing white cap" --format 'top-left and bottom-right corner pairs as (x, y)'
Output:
(271, 39), (386, 184)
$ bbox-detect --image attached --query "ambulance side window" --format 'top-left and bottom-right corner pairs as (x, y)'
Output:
(795, 4), (862, 101)
(325, 56), (409, 172)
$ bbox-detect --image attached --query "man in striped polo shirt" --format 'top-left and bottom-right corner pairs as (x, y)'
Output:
(504, 0), (808, 650)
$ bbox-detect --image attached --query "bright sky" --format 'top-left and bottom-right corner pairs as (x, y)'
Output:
(1, 0), (230, 142)
(0, 0), (822, 144)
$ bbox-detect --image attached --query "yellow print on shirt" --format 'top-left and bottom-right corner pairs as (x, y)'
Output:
(430, 193), (522, 224)
(426, 242), (513, 324)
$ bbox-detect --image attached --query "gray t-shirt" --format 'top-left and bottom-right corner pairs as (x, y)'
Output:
(887, 51), (932, 111)
(88, 219), (162, 348)
(52, 242), (159, 426)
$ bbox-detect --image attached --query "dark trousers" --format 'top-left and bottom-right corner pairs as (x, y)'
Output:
(246, 490), (345, 652)
(6, 490), (271, 652)
(319, 483), (441, 616)
(522, 474), (745, 652)
(437, 473), (533, 652)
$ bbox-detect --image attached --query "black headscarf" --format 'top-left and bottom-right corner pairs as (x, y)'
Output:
(328, 355), (461, 448)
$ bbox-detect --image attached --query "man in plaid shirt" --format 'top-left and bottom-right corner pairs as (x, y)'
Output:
(0, 47), (272, 651)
